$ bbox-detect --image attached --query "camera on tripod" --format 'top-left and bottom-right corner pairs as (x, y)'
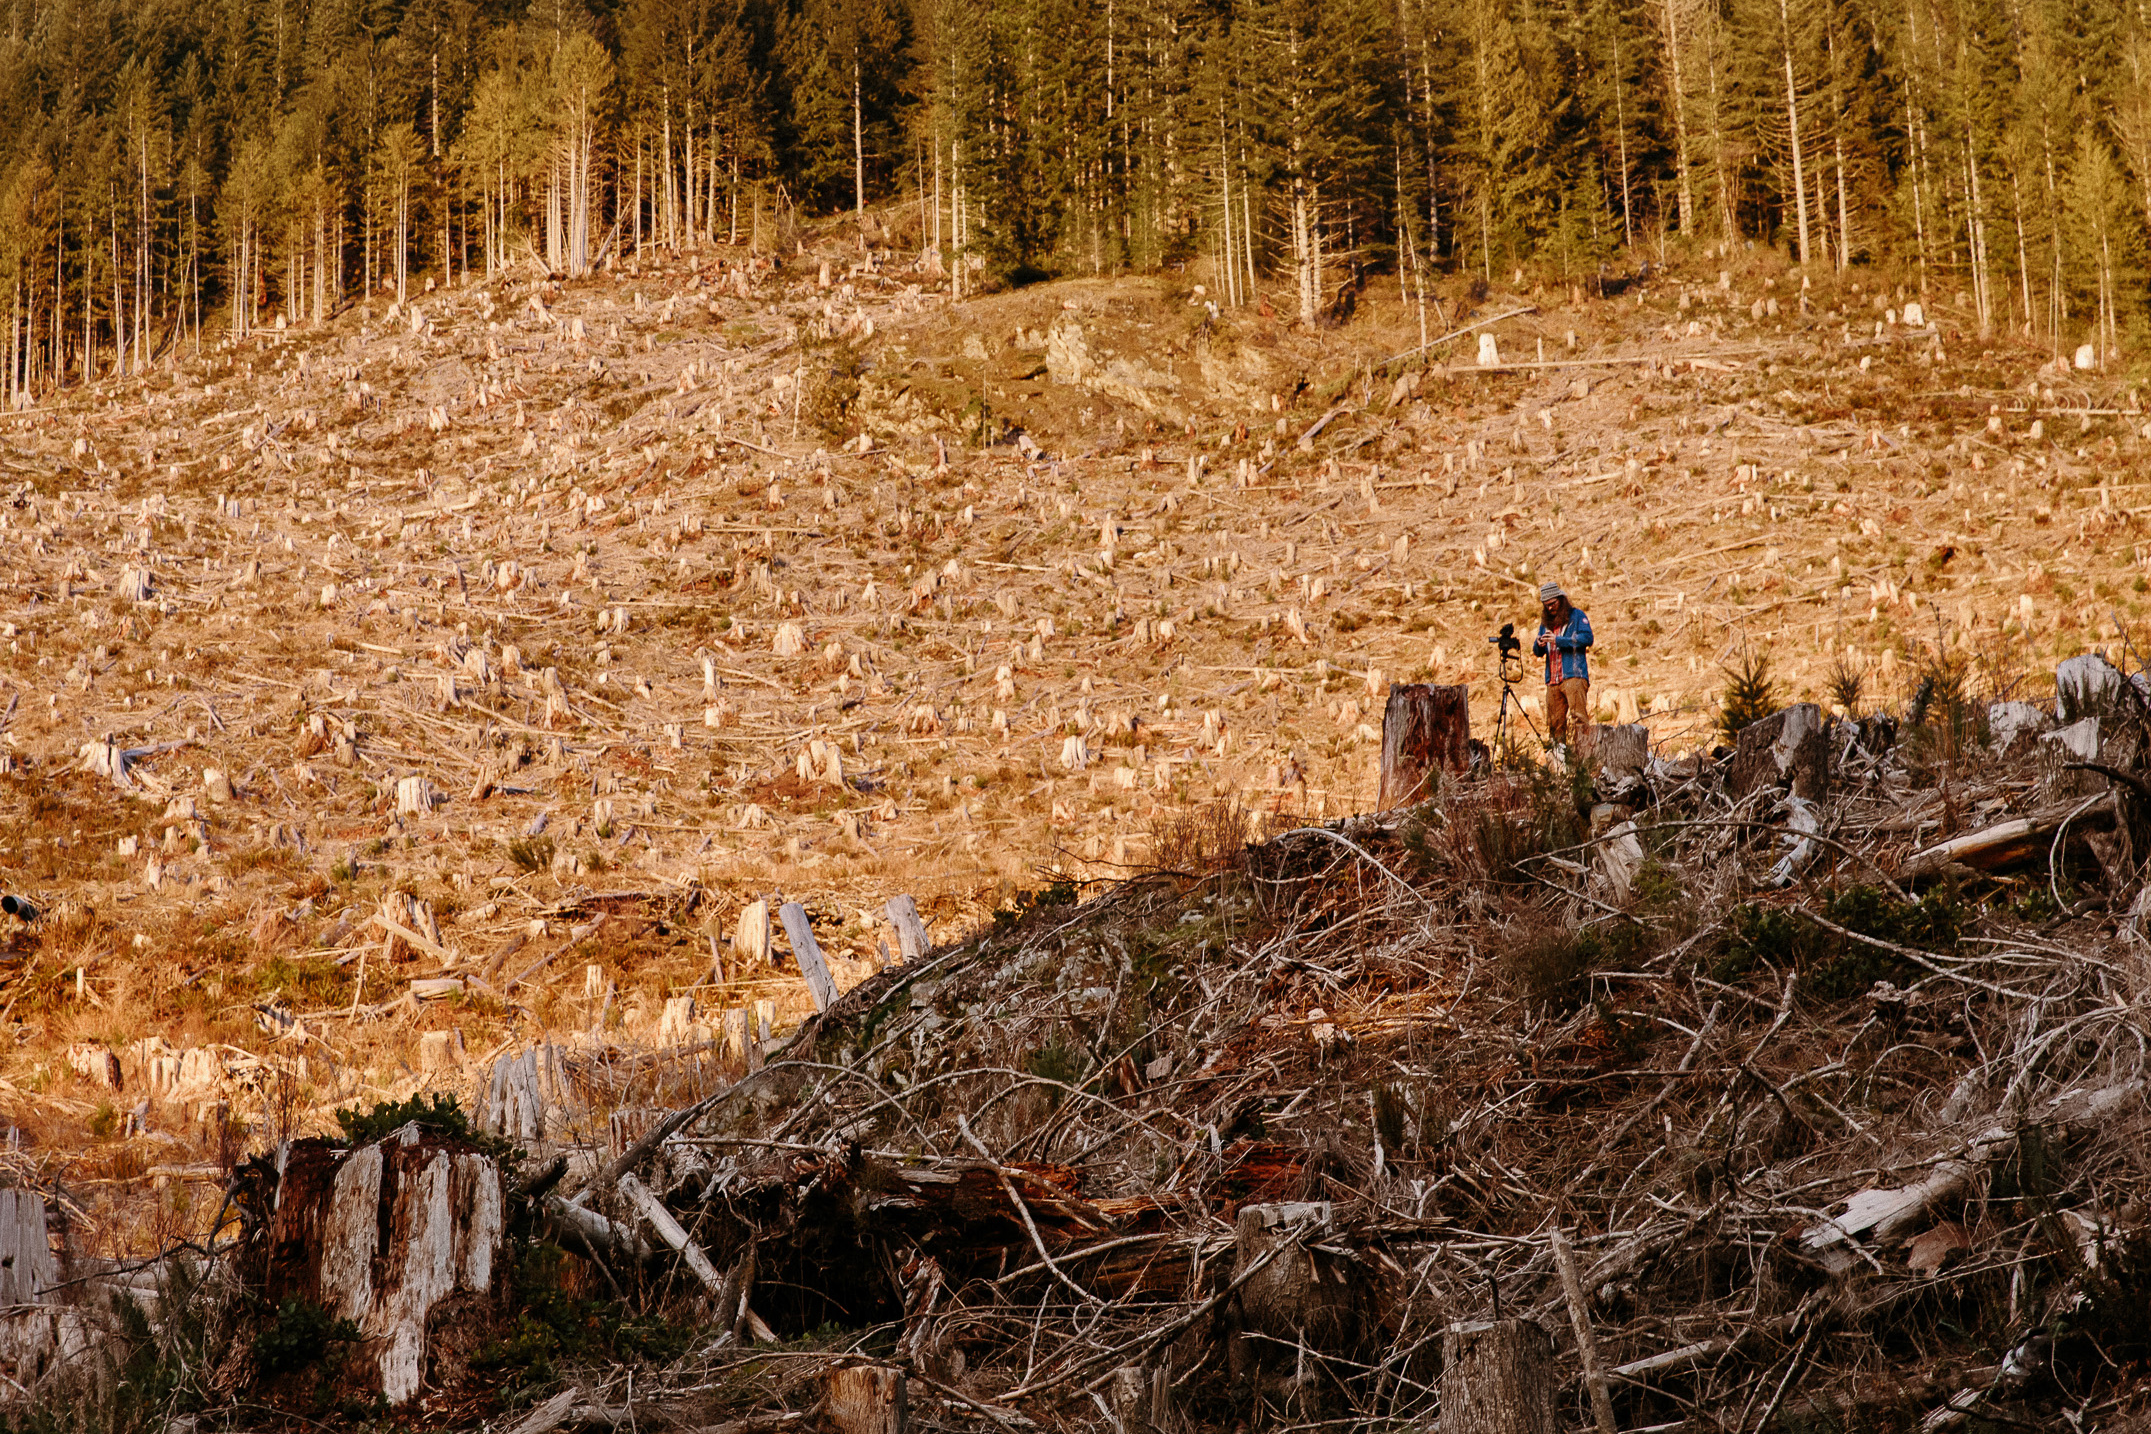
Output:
(1489, 622), (1527, 686)
(1487, 622), (1535, 752)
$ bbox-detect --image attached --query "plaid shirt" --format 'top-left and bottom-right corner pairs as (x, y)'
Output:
(1533, 609), (1593, 684)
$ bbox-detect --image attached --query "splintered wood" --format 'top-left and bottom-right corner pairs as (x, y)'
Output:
(259, 1129), (505, 1404)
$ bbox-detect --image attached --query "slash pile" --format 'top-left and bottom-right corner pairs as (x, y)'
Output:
(34, 648), (2151, 1434)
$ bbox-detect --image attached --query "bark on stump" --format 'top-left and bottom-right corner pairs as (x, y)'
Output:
(1109, 1364), (1170, 1434)
(1726, 704), (1829, 803)
(824, 1364), (906, 1434)
(1440, 1319), (1557, 1434)
(253, 1128), (506, 1405)
(1594, 723), (1650, 795)
(0, 1188), (56, 1371)
(1379, 683), (1470, 808)
(1231, 1202), (1360, 1417)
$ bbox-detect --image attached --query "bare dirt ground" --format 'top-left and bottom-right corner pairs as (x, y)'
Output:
(0, 224), (2140, 1255)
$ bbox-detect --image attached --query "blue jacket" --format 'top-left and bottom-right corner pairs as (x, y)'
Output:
(1533, 609), (1593, 684)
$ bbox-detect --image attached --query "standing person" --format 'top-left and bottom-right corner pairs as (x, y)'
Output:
(1532, 582), (1594, 751)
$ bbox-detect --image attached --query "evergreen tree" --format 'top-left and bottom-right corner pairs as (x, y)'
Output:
(1, 0), (2149, 397)
(1450, 0), (1557, 278)
(2062, 128), (2145, 361)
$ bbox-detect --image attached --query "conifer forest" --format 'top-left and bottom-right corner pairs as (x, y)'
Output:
(6, 0), (2151, 399)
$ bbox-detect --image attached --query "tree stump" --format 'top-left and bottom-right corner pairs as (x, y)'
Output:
(0, 1188), (52, 1308)
(482, 1043), (570, 1143)
(0, 1188), (55, 1371)
(2038, 718), (2102, 801)
(1378, 684), (1470, 808)
(721, 1007), (751, 1067)
(885, 895), (930, 963)
(254, 1128), (505, 1405)
(657, 996), (698, 1048)
(1595, 723), (1650, 787)
(1230, 1200), (1360, 1416)
(1234, 1202), (1355, 1344)
(1726, 704), (1827, 802)
(1109, 1364), (1170, 1434)
(2057, 653), (2126, 724)
(824, 1364), (906, 1434)
(1440, 1319), (1557, 1434)
(735, 900), (771, 968)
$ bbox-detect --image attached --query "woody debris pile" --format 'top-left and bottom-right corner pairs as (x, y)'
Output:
(7, 642), (2151, 1434)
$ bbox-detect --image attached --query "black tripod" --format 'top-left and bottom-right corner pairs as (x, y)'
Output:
(1488, 626), (1542, 760)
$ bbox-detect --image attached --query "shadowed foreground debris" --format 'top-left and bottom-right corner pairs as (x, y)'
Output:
(12, 651), (2151, 1434)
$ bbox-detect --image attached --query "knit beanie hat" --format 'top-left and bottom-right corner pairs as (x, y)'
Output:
(1539, 582), (1565, 603)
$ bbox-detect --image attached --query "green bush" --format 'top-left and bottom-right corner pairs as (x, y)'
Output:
(507, 835), (555, 874)
(1720, 886), (1960, 998)
(475, 1243), (694, 1399)
(1826, 657), (1864, 715)
(1496, 918), (1642, 1011)
(1718, 650), (1779, 745)
(333, 1094), (517, 1163)
(1904, 651), (1985, 776)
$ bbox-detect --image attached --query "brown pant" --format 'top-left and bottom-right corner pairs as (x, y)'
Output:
(1546, 677), (1590, 749)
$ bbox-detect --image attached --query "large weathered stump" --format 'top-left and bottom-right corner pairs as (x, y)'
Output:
(0, 1188), (57, 1373)
(1726, 703), (1829, 803)
(253, 1126), (505, 1404)
(1230, 1202), (1361, 1418)
(1379, 684), (1471, 807)
(1440, 1319), (1557, 1434)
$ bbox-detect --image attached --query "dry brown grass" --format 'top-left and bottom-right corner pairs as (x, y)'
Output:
(0, 228), (2128, 1225)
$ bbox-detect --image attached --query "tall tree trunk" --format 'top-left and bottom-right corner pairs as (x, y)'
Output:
(1660, 0), (1696, 233)
(1964, 127), (1990, 333)
(1705, 40), (1734, 241)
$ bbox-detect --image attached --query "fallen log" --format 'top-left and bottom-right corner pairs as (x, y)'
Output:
(1899, 794), (2116, 879)
(542, 1192), (648, 1269)
(1801, 1080), (2142, 1266)
(619, 1172), (728, 1296)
